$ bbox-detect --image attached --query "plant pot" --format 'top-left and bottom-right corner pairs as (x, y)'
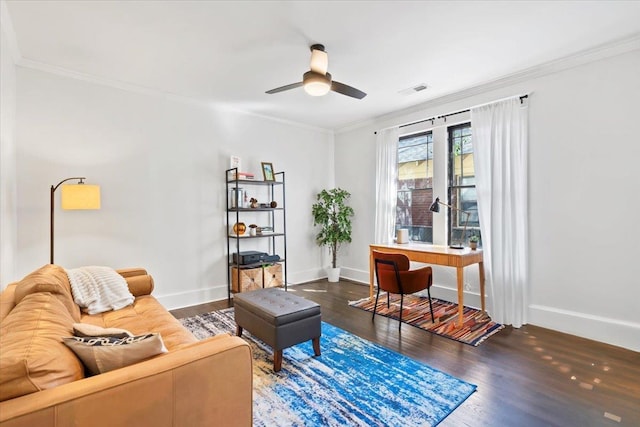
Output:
(326, 267), (340, 283)
(469, 241), (478, 250)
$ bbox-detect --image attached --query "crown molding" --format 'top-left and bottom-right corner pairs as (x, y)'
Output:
(16, 57), (333, 135)
(17, 57), (214, 107)
(336, 33), (640, 134)
(0, 0), (22, 63)
(214, 103), (334, 135)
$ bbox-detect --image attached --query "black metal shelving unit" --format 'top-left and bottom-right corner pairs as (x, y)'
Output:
(225, 168), (287, 300)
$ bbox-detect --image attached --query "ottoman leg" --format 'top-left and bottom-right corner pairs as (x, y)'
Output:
(236, 325), (243, 337)
(274, 350), (283, 372)
(312, 337), (321, 356)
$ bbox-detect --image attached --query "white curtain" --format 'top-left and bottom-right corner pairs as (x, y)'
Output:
(374, 127), (400, 243)
(471, 97), (529, 327)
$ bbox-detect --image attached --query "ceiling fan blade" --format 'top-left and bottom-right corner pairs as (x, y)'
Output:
(331, 81), (367, 99)
(266, 82), (303, 94)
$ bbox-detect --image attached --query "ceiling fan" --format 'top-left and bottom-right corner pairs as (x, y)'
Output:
(266, 44), (367, 99)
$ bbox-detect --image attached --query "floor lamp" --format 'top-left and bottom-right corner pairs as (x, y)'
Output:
(429, 197), (470, 249)
(50, 177), (101, 264)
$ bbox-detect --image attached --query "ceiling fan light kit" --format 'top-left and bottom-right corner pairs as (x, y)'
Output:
(303, 71), (331, 96)
(266, 44), (366, 99)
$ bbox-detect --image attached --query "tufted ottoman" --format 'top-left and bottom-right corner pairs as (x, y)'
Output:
(234, 288), (321, 372)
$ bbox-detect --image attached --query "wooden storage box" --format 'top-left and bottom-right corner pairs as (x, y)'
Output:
(263, 263), (283, 288)
(231, 267), (263, 292)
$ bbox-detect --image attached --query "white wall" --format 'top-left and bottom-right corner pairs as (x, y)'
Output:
(335, 49), (640, 351)
(14, 67), (334, 308)
(0, 10), (18, 287)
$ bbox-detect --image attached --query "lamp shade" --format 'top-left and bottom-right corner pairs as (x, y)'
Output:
(61, 184), (101, 210)
(429, 197), (440, 212)
(303, 71), (332, 96)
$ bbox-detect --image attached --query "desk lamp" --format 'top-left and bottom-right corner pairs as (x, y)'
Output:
(429, 197), (470, 249)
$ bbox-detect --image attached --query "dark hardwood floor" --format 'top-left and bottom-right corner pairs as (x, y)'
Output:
(171, 280), (640, 427)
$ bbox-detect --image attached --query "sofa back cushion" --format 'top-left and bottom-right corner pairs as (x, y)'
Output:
(0, 292), (85, 401)
(13, 264), (81, 322)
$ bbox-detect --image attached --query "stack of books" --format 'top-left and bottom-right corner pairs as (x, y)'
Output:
(231, 172), (255, 180)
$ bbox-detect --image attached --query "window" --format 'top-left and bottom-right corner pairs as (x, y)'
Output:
(448, 123), (480, 246)
(396, 132), (434, 242)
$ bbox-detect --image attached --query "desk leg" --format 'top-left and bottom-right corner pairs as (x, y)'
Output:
(456, 267), (464, 328)
(369, 249), (374, 299)
(479, 261), (486, 313)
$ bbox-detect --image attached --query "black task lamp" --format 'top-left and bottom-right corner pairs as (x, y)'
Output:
(429, 197), (470, 250)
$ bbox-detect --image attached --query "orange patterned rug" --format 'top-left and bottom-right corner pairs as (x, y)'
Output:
(349, 294), (504, 346)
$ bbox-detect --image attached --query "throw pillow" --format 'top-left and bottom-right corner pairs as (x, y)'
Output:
(63, 333), (167, 375)
(72, 323), (133, 339)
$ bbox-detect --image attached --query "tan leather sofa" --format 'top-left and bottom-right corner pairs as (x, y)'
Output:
(0, 265), (252, 427)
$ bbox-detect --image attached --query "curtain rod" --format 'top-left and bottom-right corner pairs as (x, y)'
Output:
(400, 94), (529, 129)
(374, 94), (529, 134)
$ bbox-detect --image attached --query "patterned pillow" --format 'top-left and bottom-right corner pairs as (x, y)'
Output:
(63, 333), (167, 375)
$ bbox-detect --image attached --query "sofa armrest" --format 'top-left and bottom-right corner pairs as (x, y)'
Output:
(0, 335), (252, 427)
(116, 268), (148, 278)
(116, 268), (154, 296)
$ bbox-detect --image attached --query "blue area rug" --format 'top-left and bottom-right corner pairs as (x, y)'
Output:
(180, 308), (476, 427)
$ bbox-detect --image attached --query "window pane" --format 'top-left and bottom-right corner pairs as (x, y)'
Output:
(397, 132), (433, 243)
(448, 123), (481, 247)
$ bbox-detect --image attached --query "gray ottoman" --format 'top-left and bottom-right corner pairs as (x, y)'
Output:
(234, 288), (321, 372)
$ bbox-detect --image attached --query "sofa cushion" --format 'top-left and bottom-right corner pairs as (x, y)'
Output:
(0, 292), (84, 401)
(80, 295), (197, 351)
(63, 333), (167, 375)
(13, 264), (81, 322)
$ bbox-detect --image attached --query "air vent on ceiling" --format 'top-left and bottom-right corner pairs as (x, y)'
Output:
(398, 84), (428, 96)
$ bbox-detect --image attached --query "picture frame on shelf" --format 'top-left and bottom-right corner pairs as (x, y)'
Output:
(261, 162), (275, 181)
(230, 155), (241, 170)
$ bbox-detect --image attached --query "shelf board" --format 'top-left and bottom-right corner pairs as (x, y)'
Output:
(228, 233), (284, 239)
(226, 179), (283, 186)
(228, 207), (284, 212)
(229, 260), (285, 269)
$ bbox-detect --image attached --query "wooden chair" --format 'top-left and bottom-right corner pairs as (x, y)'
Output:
(372, 250), (434, 330)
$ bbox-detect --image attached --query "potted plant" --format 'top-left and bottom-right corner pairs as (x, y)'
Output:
(312, 188), (354, 282)
(469, 233), (480, 250)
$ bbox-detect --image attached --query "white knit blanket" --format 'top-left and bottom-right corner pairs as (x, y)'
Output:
(66, 266), (135, 315)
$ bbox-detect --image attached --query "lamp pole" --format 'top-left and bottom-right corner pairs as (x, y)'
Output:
(429, 197), (471, 249)
(50, 177), (85, 264)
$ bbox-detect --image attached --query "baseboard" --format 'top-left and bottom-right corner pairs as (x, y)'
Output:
(157, 285), (228, 311)
(157, 268), (327, 310)
(339, 266), (369, 284)
(529, 304), (640, 352)
(339, 266), (484, 309)
(287, 267), (327, 285)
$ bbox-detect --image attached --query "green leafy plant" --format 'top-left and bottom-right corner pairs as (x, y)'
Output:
(311, 188), (355, 269)
(469, 233), (480, 243)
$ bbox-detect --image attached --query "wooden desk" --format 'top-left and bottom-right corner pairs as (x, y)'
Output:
(369, 243), (485, 327)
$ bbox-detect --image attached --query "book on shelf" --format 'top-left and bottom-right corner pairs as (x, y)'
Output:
(231, 172), (255, 180)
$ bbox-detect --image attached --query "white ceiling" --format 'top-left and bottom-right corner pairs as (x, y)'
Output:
(5, 1), (640, 131)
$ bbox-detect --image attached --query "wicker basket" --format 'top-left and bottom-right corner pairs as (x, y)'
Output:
(263, 263), (283, 288)
(231, 267), (263, 292)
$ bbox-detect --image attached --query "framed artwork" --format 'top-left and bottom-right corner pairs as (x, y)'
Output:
(261, 162), (275, 181)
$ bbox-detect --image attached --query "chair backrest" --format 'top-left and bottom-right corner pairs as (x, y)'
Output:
(373, 251), (410, 294)
(372, 251), (410, 271)
(373, 251), (432, 295)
